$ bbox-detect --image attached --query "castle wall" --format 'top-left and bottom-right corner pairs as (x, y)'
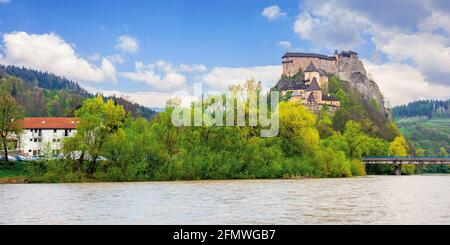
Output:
(283, 57), (338, 76)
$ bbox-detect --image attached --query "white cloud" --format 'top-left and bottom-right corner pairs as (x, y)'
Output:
(374, 32), (450, 85)
(294, 2), (370, 49)
(277, 41), (293, 49)
(0, 32), (116, 83)
(202, 65), (282, 91)
(84, 86), (196, 108)
(419, 11), (450, 34)
(365, 61), (450, 106)
(106, 54), (125, 64)
(179, 63), (207, 73)
(115, 35), (139, 54)
(88, 63), (283, 107)
(293, 0), (450, 90)
(120, 61), (189, 91)
(88, 53), (101, 61)
(262, 5), (286, 21)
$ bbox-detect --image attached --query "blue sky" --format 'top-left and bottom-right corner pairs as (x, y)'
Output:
(1, 0), (450, 107)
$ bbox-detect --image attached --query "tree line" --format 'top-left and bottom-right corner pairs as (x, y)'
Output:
(0, 65), (156, 119)
(392, 99), (450, 119)
(22, 80), (418, 182)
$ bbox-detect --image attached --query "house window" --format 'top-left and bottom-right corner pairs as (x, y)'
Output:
(28, 150), (32, 153)
(65, 129), (69, 137)
(30, 139), (32, 142)
(54, 129), (57, 133)
(30, 129), (33, 133)
(53, 139), (56, 142)
(34, 139), (37, 142)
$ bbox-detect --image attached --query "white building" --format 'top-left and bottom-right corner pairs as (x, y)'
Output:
(17, 117), (79, 156)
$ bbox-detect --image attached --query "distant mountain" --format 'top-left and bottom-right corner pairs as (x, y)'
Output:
(0, 64), (156, 119)
(149, 107), (165, 113)
(393, 99), (450, 155)
(392, 99), (450, 119)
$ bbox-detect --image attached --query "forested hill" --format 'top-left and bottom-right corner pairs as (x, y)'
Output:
(0, 65), (156, 119)
(393, 99), (450, 156)
(392, 99), (450, 119)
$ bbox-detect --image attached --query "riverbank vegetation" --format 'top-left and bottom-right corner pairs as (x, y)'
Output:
(7, 79), (398, 183)
(1, 77), (448, 183)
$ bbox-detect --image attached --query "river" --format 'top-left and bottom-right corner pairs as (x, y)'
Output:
(1, 175), (449, 225)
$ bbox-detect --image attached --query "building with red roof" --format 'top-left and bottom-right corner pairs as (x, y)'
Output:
(17, 117), (79, 156)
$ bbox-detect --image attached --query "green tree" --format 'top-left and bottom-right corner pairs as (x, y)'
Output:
(415, 148), (425, 157)
(317, 110), (334, 139)
(279, 101), (319, 156)
(439, 147), (448, 157)
(389, 136), (408, 157)
(0, 88), (23, 163)
(389, 136), (414, 174)
(72, 96), (126, 175)
(343, 121), (369, 159)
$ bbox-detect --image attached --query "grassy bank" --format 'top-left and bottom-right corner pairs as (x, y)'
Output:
(0, 162), (29, 183)
(1, 158), (367, 184)
(2, 161), (448, 184)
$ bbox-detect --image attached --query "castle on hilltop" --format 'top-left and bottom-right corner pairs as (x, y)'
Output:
(276, 50), (360, 112)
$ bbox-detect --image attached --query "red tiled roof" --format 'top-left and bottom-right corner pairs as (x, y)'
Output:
(20, 117), (80, 129)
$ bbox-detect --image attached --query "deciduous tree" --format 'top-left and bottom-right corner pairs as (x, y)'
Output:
(0, 88), (23, 163)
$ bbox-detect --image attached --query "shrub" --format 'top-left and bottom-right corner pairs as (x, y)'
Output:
(350, 159), (366, 176)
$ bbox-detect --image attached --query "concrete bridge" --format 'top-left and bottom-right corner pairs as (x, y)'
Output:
(362, 157), (450, 175)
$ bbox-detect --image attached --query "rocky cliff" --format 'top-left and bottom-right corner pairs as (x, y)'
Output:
(336, 57), (386, 115)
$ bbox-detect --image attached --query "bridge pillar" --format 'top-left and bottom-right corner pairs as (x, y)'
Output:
(394, 164), (402, 176)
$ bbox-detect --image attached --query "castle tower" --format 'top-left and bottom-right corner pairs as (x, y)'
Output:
(304, 61), (329, 94)
(304, 62), (318, 85)
(334, 50), (339, 60)
(306, 77), (322, 104)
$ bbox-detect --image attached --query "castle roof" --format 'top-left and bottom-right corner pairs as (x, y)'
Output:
(304, 62), (318, 72)
(282, 52), (336, 61)
(339, 50), (358, 57)
(323, 95), (339, 101)
(307, 78), (321, 91)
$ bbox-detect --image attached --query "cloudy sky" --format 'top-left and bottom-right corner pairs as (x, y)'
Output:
(0, 0), (449, 107)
